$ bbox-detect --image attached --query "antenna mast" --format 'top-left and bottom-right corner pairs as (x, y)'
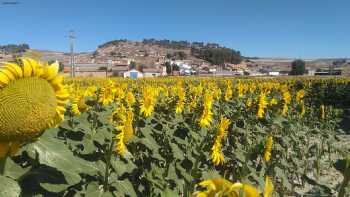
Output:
(69, 30), (75, 77)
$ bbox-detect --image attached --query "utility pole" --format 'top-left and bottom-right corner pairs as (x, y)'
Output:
(69, 30), (75, 77)
(107, 60), (112, 77)
(329, 61), (335, 75)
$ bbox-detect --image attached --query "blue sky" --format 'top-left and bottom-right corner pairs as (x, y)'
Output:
(0, 0), (349, 58)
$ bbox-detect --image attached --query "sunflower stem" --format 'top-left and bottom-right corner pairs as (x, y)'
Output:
(103, 141), (114, 192)
(338, 159), (350, 197)
(0, 156), (8, 176)
(338, 175), (350, 197)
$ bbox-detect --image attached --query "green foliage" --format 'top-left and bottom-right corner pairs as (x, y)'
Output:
(142, 39), (191, 49)
(164, 62), (172, 75)
(290, 59), (306, 75)
(0, 176), (20, 197)
(0, 79), (349, 196)
(129, 61), (137, 70)
(191, 47), (242, 65)
(335, 157), (350, 197)
(98, 39), (128, 48)
(0, 44), (29, 54)
(164, 62), (180, 75)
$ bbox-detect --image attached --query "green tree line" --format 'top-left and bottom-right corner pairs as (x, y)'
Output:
(191, 47), (242, 65)
(0, 44), (29, 54)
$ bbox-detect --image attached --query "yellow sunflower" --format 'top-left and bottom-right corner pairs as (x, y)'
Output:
(139, 86), (158, 117)
(195, 178), (260, 197)
(264, 135), (273, 162)
(211, 117), (231, 166)
(194, 176), (274, 197)
(0, 58), (69, 158)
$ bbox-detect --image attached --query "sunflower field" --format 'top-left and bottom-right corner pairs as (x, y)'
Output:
(0, 59), (349, 197)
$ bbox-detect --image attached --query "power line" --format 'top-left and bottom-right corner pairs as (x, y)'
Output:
(69, 30), (75, 77)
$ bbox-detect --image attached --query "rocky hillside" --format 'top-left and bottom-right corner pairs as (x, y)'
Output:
(15, 39), (243, 69)
(2, 40), (223, 67)
(90, 39), (244, 67)
(92, 39), (199, 66)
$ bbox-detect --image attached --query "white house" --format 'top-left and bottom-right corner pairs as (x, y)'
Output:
(209, 68), (217, 73)
(143, 68), (162, 77)
(268, 71), (280, 76)
(170, 60), (191, 69)
(123, 69), (144, 78)
(162, 66), (167, 76)
(308, 69), (316, 76)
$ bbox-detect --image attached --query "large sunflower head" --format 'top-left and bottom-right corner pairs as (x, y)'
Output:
(0, 58), (69, 142)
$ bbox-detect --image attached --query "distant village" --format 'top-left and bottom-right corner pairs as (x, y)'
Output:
(64, 57), (348, 78)
(1, 41), (349, 78)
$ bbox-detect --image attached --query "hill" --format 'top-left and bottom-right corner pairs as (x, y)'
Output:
(11, 39), (242, 71)
(91, 39), (242, 66)
(1, 41), (349, 75)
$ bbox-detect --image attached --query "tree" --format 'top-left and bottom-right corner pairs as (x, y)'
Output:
(164, 62), (180, 75)
(0, 43), (29, 54)
(166, 53), (172, 59)
(172, 63), (180, 71)
(192, 47), (242, 65)
(290, 59), (306, 75)
(165, 62), (172, 75)
(129, 61), (137, 70)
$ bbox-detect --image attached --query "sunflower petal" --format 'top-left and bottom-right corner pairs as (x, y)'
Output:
(243, 184), (260, 197)
(56, 89), (70, 100)
(22, 59), (33, 77)
(0, 71), (10, 87)
(1, 68), (15, 81)
(27, 58), (44, 77)
(43, 62), (59, 81)
(56, 99), (67, 107)
(50, 75), (64, 91)
(199, 180), (217, 191)
(3, 62), (23, 78)
(56, 106), (66, 115)
(264, 176), (274, 197)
